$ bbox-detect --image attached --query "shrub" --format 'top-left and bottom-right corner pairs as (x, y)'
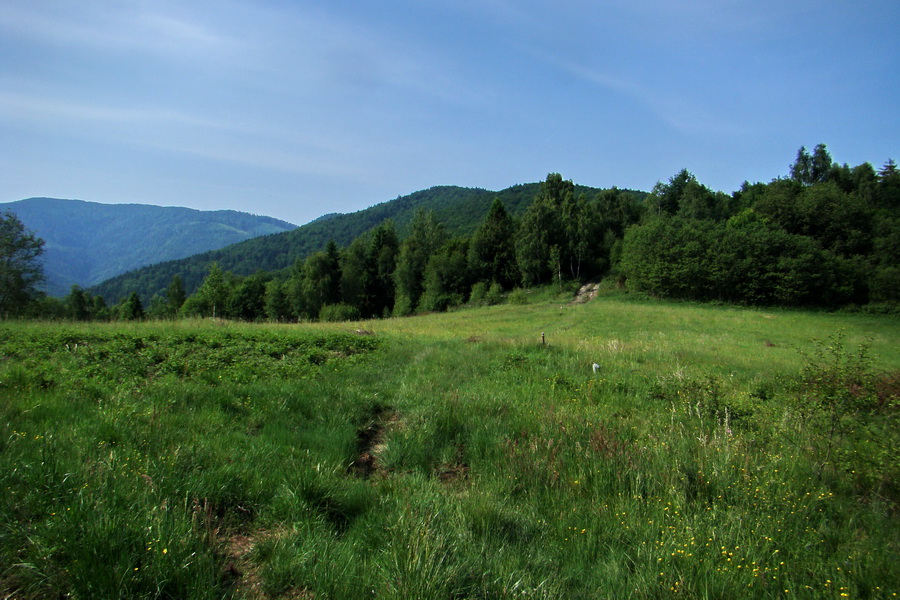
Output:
(793, 332), (900, 502)
(471, 282), (505, 306)
(485, 282), (504, 305)
(392, 294), (413, 317)
(318, 303), (361, 323)
(469, 282), (487, 306)
(508, 288), (528, 305)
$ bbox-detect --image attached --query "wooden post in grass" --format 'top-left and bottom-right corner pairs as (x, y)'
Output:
(541, 332), (545, 346)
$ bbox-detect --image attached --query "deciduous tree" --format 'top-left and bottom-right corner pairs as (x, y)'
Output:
(0, 211), (45, 316)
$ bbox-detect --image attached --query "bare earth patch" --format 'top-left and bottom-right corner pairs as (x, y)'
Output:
(224, 530), (315, 600)
(349, 406), (397, 479)
(436, 445), (470, 486)
(571, 281), (600, 304)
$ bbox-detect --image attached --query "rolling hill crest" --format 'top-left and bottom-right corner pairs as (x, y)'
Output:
(1, 198), (297, 297)
(91, 182), (625, 303)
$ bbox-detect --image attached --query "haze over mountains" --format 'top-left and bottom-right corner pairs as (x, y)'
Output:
(1, 198), (297, 296)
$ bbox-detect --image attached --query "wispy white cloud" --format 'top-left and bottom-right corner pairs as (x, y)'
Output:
(542, 56), (752, 138)
(2, 0), (896, 223)
(0, 85), (406, 185)
(242, 3), (481, 112)
(0, 91), (242, 131)
(0, 1), (243, 64)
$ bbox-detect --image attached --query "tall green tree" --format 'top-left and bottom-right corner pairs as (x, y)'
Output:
(394, 209), (447, 314)
(302, 241), (342, 319)
(810, 144), (834, 184)
(264, 279), (293, 322)
(561, 193), (594, 279)
(468, 198), (517, 288)
(595, 188), (643, 278)
(676, 179), (723, 221)
(91, 294), (108, 320)
(647, 169), (695, 216)
(515, 174), (571, 286)
(368, 222), (399, 317)
(420, 238), (471, 312)
(597, 187), (642, 237)
(0, 211), (45, 317)
(285, 258), (306, 319)
(876, 159), (900, 209)
(120, 292), (145, 321)
(791, 144), (833, 185)
(340, 235), (374, 317)
(228, 272), (268, 321)
(180, 263), (231, 318)
(165, 275), (186, 318)
(66, 285), (91, 321)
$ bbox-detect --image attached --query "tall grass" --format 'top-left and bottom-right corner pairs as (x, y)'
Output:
(1, 297), (898, 598)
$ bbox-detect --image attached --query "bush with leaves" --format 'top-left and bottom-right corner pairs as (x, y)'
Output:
(793, 332), (899, 503)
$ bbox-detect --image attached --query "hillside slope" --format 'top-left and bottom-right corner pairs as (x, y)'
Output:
(93, 182), (631, 303)
(1, 198), (297, 296)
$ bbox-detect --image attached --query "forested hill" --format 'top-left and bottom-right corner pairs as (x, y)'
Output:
(91, 182), (621, 302)
(2, 198), (296, 296)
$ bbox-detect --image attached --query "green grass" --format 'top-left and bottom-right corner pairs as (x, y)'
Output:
(1, 297), (898, 599)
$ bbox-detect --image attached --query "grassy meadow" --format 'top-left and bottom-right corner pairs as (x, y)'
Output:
(1, 292), (898, 599)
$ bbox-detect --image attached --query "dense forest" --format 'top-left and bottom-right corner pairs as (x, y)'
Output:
(89, 182), (610, 303)
(623, 146), (898, 309)
(19, 145), (900, 321)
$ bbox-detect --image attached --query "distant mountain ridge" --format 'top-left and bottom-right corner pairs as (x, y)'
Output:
(1, 198), (297, 296)
(92, 182), (643, 303)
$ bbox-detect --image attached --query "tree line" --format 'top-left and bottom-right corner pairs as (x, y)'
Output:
(3, 144), (898, 321)
(623, 145), (898, 308)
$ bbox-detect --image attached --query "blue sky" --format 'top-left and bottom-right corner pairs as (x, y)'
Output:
(2, 0), (898, 225)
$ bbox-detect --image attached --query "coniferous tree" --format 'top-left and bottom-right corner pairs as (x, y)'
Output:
(790, 146), (813, 184)
(368, 222), (399, 317)
(66, 285), (91, 320)
(468, 198), (517, 288)
(120, 292), (145, 321)
(791, 144), (833, 185)
(394, 209), (447, 314)
(302, 242), (342, 319)
(877, 159), (900, 209)
(810, 144), (833, 184)
(340, 235), (374, 317)
(165, 275), (186, 317)
(515, 174), (571, 286)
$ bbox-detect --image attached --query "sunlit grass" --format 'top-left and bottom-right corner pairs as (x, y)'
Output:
(1, 294), (898, 598)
